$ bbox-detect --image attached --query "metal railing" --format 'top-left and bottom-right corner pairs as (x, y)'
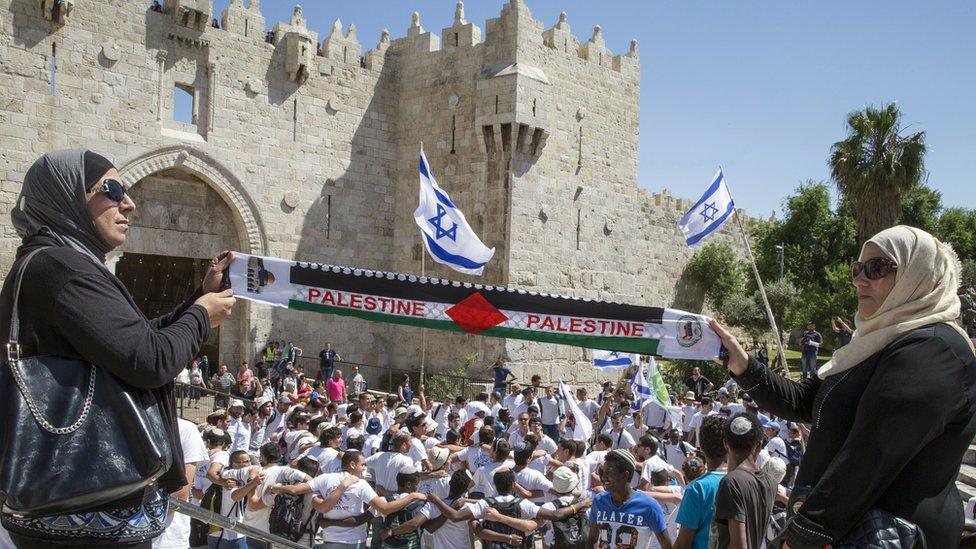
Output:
(169, 496), (308, 549)
(174, 382), (256, 424)
(293, 355), (495, 399)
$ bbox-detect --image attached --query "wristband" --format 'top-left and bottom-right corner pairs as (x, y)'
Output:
(569, 504), (577, 515)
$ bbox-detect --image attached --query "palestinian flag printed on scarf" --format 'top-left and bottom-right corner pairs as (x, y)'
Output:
(229, 253), (722, 360)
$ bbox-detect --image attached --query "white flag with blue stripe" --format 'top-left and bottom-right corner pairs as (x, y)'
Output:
(593, 349), (638, 369)
(414, 147), (495, 275)
(630, 360), (654, 412)
(678, 168), (736, 247)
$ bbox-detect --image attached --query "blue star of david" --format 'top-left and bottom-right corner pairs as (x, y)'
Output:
(428, 204), (458, 242)
(700, 201), (719, 223)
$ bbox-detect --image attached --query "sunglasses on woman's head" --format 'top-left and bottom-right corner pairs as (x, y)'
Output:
(851, 257), (897, 280)
(90, 178), (128, 202)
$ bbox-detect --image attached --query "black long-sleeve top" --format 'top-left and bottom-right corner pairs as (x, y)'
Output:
(733, 323), (976, 548)
(0, 234), (210, 510)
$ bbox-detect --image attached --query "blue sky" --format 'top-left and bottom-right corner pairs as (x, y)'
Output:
(215, 1), (975, 217)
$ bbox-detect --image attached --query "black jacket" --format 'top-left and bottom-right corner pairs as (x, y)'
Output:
(733, 323), (976, 548)
(0, 234), (210, 510)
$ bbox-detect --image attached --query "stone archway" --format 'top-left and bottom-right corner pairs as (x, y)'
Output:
(117, 145), (267, 255)
(113, 146), (268, 368)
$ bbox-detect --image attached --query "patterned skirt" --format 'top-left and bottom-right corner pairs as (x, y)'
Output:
(1, 489), (169, 544)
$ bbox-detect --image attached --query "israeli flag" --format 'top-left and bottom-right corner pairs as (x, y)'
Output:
(678, 168), (736, 247)
(592, 349), (638, 369)
(414, 147), (495, 275)
(630, 360), (654, 412)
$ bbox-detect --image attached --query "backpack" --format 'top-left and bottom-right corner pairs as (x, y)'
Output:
(481, 497), (533, 549)
(461, 417), (480, 445)
(269, 484), (313, 542)
(786, 439), (803, 466)
(550, 499), (588, 549)
(381, 494), (425, 548)
(188, 482), (223, 544)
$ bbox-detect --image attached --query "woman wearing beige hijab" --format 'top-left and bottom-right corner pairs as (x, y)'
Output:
(712, 225), (976, 548)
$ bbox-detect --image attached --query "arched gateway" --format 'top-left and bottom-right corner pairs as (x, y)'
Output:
(113, 146), (267, 368)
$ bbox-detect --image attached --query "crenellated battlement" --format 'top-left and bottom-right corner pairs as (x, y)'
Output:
(154, 0), (641, 82)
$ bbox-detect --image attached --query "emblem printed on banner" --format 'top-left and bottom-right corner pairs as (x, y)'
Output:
(677, 315), (703, 347)
(246, 256), (276, 294)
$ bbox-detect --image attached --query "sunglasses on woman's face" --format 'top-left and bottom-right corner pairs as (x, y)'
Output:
(851, 257), (897, 280)
(90, 178), (128, 202)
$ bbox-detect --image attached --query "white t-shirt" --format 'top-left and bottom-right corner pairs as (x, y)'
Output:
(469, 495), (540, 520)
(301, 445), (342, 474)
(363, 434), (382, 458)
(509, 430), (529, 449)
(407, 437), (428, 465)
(609, 429), (636, 450)
(457, 445), (493, 472)
(249, 465), (309, 533)
(503, 394), (522, 411)
(352, 373), (366, 393)
(578, 399), (599, 422)
(538, 396), (561, 425)
(309, 473), (378, 543)
(214, 467), (256, 541)
(431, 403), (453, 436)
(365, 451), (417, 493)
(418, 475), (450, 499)
(640, 455), (674, 488)
(153, 419), (209, 549)
(661, 441), (695, 472)
(227, 417), (251, 453)
(472, 460), (515, 497)
(765, 436), (788, 462)
(515, 466), (553, 504)
(680, 405), (697, 431)
(649, 485), (683, 549)
(176, 368), (190, 384)
(421, 498), (474, 549)
(535, 434), (558, 454)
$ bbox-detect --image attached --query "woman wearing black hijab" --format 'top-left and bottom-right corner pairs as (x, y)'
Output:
(0, 150), (237, 548)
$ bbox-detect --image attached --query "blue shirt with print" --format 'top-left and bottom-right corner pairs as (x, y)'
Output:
(589, 490), (667, 548)
(676, 470), (726, 549)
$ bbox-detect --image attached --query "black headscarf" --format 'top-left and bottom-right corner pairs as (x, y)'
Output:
(11, 149), (116, 264)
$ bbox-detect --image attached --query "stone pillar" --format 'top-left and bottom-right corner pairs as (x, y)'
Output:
(155, 50), (167, 122)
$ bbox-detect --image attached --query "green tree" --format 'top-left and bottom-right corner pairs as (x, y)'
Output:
(683, 242), (746, 310)
(899, 185), (943, 233)
(962, 259), (976, 289)
(936, 207), (976, 264)
(829, 102), (927, 242)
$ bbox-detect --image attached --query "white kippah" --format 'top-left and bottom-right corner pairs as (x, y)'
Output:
(730, 416), (752, 435)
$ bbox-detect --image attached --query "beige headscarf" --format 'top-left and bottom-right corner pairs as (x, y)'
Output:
(817, 225), (975, 378)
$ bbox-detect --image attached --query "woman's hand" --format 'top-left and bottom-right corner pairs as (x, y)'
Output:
(195, 288), (236, 328)
(709, 319), (749, 376)
(202, 251), (234, 294)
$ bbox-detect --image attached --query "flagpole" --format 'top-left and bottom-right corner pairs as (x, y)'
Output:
(419, 142), (428, 390)
(722, 167), (789, 372)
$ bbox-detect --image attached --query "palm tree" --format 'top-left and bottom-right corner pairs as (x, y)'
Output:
(829, 103), (926, 242)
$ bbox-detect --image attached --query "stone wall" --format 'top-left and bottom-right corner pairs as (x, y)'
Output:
(0, 0), (749, 388)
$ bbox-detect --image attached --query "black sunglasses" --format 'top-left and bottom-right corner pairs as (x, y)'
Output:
(90, 178), (128, 202)
(851, 257), (897, 280)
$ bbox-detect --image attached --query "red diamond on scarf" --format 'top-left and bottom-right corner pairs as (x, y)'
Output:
(446, 292), (508, 334)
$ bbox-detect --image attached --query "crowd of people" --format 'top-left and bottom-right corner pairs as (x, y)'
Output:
(157, 348), (817, 549)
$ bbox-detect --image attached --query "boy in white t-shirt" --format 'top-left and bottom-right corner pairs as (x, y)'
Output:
(270, 450), (428, 547)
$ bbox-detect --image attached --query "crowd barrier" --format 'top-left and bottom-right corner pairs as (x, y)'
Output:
(169, 496), (308, 548)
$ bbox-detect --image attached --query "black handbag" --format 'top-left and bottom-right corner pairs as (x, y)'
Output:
(834, 508), (925, 549)
(0, 247), (172, 516)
